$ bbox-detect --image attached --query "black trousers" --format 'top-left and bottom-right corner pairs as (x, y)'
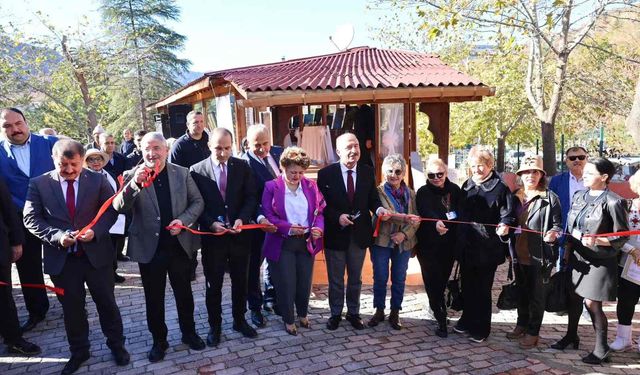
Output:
(417, 249), (454, 323)
(515, 264), (546, 336)
(138, 246), (196, 343)
(247, 231), (275, 311)
(458, 262), (498, 338)
(50, 256), (125, 355)
(617, 266), (640, 325)
(267, 238), (314, 324)
(202, 241), (250, 327)
(0, 261), (22, 344)
(16, 226), (49, 319)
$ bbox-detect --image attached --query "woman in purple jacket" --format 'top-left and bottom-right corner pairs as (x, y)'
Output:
(261, 147), (325, 336)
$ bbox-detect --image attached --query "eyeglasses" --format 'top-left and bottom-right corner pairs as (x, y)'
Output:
(567, 155), (587, 161)
(427, 172), (445, 179)
(86, 157), (103, 163)
(385, 169), (403, 176)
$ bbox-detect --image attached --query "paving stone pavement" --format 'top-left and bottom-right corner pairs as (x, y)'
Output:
(1, 254), (639, 374)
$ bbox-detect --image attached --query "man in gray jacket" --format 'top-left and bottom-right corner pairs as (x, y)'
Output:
(113, 132), (205, 363)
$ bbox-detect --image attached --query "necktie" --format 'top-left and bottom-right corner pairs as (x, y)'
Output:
(66, 180), (75, 221)
(263, 156), (277, 179)
(219, 163), (227, 200)
(347, 170), (355, 205)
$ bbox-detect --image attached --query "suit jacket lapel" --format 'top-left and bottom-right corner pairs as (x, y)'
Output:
(274, 177), (287, 222)
(167, 164), (179, 218)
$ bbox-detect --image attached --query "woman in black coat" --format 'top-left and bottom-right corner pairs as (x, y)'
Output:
(453, 146), (516, 343)
(416, 158), (462, 338)
(506, 156), (562, 349)
(551, 157), (629, 364)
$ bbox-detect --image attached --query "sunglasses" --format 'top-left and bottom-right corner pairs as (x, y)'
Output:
(427, 172), (445, 179)
(86, 157), (103, 163)
(567, 155), (587, 161)
(386, 169), (403, 176)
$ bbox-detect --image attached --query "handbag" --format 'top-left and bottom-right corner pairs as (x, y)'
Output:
(545, 270), (570, 313)
(497, 261), (521, 310)
(446, 262), (463, 311)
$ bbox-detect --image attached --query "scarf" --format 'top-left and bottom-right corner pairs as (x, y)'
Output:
(384, 182), (409, 214)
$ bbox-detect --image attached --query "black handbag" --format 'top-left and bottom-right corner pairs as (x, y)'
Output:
(446, 262), (463, 311)
(545, 270), (570, 313)
(497, 262), (521, 310)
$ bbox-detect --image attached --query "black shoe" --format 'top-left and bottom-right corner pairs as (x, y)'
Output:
(285, 323), (298, 336)
(550, 335), (580, 350)
(61, 352), (90, 375)
(6, 338), (41, 356)
(20, 315), (45, 333)
(181, 333), (206, 350)
(117, 254), (130, 262)
(148, 341), (168, 363)
(368, 309), (385, 327)
(345, 314), (365, 330)
(251, 310), (266, 328)
(233, 320), (258, 338)
(452, 323), (468, 334)
(114, 273), (126, 283)
(582, 351), (611, 365)
(112, 347), (130, 366)
(326, 315), (341, 330)
(206, 327), (221, 347)
(435, 321), (448, 338)
(388, 309), (402, 330)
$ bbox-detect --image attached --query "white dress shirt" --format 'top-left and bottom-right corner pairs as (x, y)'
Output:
(284, 183), (309, 232)
(4, 135), (31, 176)
(339, 162), (357, 191)
(569, 172), (586, 201)
(59, 178), (79, 205)
(248, 150), (280, 177)
(209, 156), (226, 185)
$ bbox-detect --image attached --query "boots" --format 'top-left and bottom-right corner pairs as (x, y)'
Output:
(388, 309), (402, 330)
(435, 318), (448, 338)
(519, 334), (539, 349)
(367, 308), (385, 327)
(506, 325), (526, 340)
(610, 324), (633, 351)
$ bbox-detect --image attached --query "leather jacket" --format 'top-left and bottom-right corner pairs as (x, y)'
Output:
(566, 189), (629, 259)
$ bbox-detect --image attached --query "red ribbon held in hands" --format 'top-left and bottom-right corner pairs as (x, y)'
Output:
(166, 223), (309, 236)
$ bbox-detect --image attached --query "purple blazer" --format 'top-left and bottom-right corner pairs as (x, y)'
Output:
(262, 176), (325, 262)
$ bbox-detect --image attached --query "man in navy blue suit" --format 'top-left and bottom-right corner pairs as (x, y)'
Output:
(0, 107), (55, 332)
(99, 133), (126, 180)
(242, 124), (281, 327)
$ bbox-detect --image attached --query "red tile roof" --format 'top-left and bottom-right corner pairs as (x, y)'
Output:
(205, 46), (484, 92)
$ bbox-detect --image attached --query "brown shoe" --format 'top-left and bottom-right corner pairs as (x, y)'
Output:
(506, 325), (526, 340)
(519, 334), (539, 349)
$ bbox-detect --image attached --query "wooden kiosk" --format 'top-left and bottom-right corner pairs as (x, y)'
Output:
(148, 46), (495, 285)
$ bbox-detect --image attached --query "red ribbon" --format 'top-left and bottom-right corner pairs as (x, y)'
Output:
(0, 281), (64, 296)
(373, 213), (638, 239)
(166, 223), (310, 236)
(77, 164), (160, 238)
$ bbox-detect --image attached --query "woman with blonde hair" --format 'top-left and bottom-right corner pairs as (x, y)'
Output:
(261, 147), (325, 336)
(368, 154), (420, 330)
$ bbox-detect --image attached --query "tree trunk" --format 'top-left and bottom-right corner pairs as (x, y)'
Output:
(626, 74), (640, 146)
(496, 136), (506, 172)
(541, 121), (557, 175)
(128, 0), (147, 130)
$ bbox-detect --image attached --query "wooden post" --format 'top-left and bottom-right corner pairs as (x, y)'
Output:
(403, 102), (412, 187)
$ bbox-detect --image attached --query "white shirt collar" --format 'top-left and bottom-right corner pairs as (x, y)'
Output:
(340, 163), (356, 174)
(4, 134), (31, 152)
(569, 172), (583, 182)
(210, 156), (227, 167)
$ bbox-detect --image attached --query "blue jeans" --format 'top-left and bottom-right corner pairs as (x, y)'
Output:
(370, 245), (411, 310)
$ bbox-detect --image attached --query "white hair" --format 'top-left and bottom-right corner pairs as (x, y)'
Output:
(141, 132), (167, 147)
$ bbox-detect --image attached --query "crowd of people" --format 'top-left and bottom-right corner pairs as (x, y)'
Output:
(0, 107), (639, 374)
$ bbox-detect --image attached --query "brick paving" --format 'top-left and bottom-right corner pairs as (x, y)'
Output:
(1, 255), (639, 374)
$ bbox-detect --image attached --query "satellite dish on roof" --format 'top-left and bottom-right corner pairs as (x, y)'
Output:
(329, 23), (355, 51)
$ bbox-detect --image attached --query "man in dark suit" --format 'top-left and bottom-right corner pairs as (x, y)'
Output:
(124, 130), (147, 170)
(0, 107), (55, 332)
(0, 178), (41, 356)
(317, 133), (389, 331)
(99, 133), (126, 180)
(119, 128), (136, 156)
(113, 132), (205, 362)
(190, 128), (258, 347)
(23, 139), (129, 374)
(242, 124), (281, 326)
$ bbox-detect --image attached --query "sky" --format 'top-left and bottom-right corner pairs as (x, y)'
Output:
(1, 0), (387, 72)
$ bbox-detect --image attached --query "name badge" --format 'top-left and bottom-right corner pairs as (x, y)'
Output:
(445, 211), (457, 220)
(514, 226), (522, 234)
(571, 228), (583, 240)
